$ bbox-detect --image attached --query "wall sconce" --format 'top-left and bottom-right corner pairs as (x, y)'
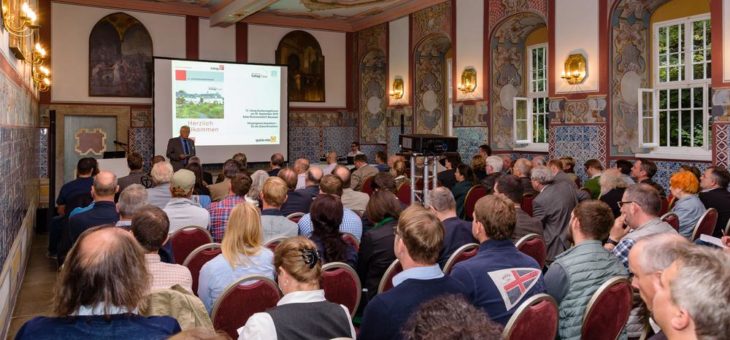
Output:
(560, 53), (587, 85)
(457, 67), (477, 93)
(32, 65), (51, 92)
(31, 42), (47, 65)
(390, 77), (404, 99)
(1, 1), (39, 37)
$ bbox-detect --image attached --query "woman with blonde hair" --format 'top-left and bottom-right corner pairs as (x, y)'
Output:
(670, 170), (706, 238)
(238, 237), (356, 339)
(198, 203), (274, 312)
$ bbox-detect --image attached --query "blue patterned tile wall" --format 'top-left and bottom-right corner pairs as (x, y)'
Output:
(324, 127), (357, 158)
(551, 125), (607, 183)
(360, 144), (386, 163)
(129, 128), (154, 172)
(39, 128), (48, 178)
(454, 127), (488, 162)
(289, 127), (321, 162)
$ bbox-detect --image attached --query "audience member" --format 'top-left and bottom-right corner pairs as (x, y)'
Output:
(652, 246), (730, 340)
(359, 206), (467, 340)
(531, 166), (578, 262)
(208, 159), (243, 202)
(351, 154), (378, 191)
(478, 144), (492, 158)
(296, 166), (323, 200)
(278, 167), (313, 216)
(599, 168), (628, 218)
(669, 171), (706, 238)
(358, 190), (403, 300)
(293, 158), (310, 190)
(604, 184), (677, 269)
(583, 159), (604, 199)
(259, 177), (298, 242)
(116, 184), (148, 228)
(559, 156), (579, 186)
(614, 159), (635, 184)
(232, 152), (247, 171)
(549, 159), (584, 195)
(392, 160), (409, 189)
(163, 169), (210, 234)
(499, 154), (512, 175)
(118, 152), (145, 192)
(348, 141), (364, 157)
(323, 151), (338, 174)
(531, 155), (546, 168)
(428, 187), (476, 268)
(374, 151), (389, 172)
(494, 175), (542, 242)
(512, 158), (536, 196)
(16, 227), (181, 339)
(198, 203), (274, 312)
(698, 166), (730, 237)
(56, 157), (97, 216)
(471, 154), (487, 181)
(437, 152), (461, 190)
(632, 159), (665, 198)
(679, 165), (701, 182)
(309, 194), (357, 267)
(148, 161), (174, 209)
(452, 163), (475, 218)
(247, 170), (269, 207)
(268, 153), (285, 177)
(298, 174), (363, 240)
(187, 156), (213, 185)
(185, 162), (210, 196)
(208, 172), (252, 242)
(238, 237), (356, 339)
(450, 195), (545, 325)
(480, 155), (503, 194)
(627, 233), (688, 339)
(401, 294), (503, 340)
(132, 205), (193, 292)
(334, 165), (369, 215)
(545, 201), (628, 340)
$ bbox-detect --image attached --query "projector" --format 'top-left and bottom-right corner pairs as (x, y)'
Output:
(399, 134), (458, 154)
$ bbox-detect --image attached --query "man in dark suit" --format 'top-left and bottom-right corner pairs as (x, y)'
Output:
(494, 175), (543, 242)
(437, 152), (461, 190)
(166, 125), (195, 171)
(699, 166), (730, 237)
(428, 187), (477, 268)
(278, 167), (313, 215)
(296, 167), (323, 200)
(531, 166), (579, 262)
(512, 158), (536, 196)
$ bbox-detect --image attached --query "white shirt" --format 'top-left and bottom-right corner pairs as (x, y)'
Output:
(163, 197), (210, 234)
(295, 173), (306, 190)
(237, 290), (356, 340)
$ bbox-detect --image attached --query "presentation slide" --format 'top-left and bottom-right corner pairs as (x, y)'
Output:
(154, 58), (288, 164)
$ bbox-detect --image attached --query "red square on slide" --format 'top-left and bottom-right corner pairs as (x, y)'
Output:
(175, 70), (187, 81)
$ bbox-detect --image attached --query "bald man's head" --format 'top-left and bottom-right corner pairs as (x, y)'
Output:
(92, 171), (118, 199)
(306, 167), (323, 186)
(294, 158), (310, 174)
(278, 168), (298, 190)
(333, 165), (352, 188)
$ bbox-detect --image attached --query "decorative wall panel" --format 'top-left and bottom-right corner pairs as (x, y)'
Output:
(359, 49), (388, 143)
(549, 96), (607, 124)
(714, 123), (730, 168)
(454, 127), (489, 162)
(413, 35), (451, 135)
(488, 0), (548, 34)
(550, 124), (607, 182)
(453, 101), (488, 127)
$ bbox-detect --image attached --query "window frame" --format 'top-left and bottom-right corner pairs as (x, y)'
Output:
(514, 43), (549, 152)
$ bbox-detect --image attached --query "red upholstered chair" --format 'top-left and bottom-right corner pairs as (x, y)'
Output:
(361, 176), (375, 196)
(522, 193), (535, 217)
(462, 185), (488, 220)
(442, 243), (479, 275)
(182, 243), (222, 296)
(659, 197), (670, 216)
(211, 275), (282, 338)
(581, 277), (633, 340)
(660, 212), (680, 232)
(168, 226), (213, 265)
(502, 293), (558, 340)
(321, 262), (361, 315)
(286, 212), (305, 223)
(341, 233), (360, 253)
(515, 233), (547, 269)
(264, 236), (289, 252)
(377, 259), (403, 294)
(691, 208), (718, 241)
(396, 183), (411, 206)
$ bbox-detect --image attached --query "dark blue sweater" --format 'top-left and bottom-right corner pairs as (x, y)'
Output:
(358, 276), (467, 340)
(15, 314), (181, 340)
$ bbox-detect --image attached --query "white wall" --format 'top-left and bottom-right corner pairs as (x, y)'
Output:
(247, 24), (346, 108)
(199, 18), (236, 62)
(724, 0), (730, 82)
(455, 0), (484, 101)
(389, 16), (409, 106)
(554, 0), (600, 94)
(51, 2), (186, 103)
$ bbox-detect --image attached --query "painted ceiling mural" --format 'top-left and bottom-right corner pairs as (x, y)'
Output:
(263, 0), (406, 20)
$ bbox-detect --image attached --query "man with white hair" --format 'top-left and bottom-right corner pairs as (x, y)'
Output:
(429, 187), (476, 268)
(116, 184), (148, 228)
(147, 161), (174, 209)
(531, 155), (546, 168)
(294, 158), (310, 190)
(531, 166), (578, 262)
(480, 155), (503, 194)
(512, 158), (536, 195)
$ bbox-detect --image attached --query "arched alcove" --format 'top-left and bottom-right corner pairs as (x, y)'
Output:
(359, 49), (387, 143)
(413, 34), (451, 135)
(276, 30), (325, 102)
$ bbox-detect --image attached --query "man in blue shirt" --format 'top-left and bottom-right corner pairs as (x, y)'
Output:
(359, 205), (467, 340)
(50, 157), (98, 258)
(298, 175), (362, 240)
(451, 194), (546, 325)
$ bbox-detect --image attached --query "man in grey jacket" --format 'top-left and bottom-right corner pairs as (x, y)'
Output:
(531, 166), (579, 262)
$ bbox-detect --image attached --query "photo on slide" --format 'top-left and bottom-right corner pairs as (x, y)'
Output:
(174, 70), (225, 119)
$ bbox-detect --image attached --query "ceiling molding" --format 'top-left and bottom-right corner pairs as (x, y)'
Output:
(53, 0), (211, 17)
(209, 0), (278, 27)
(243, 12), (353, 31)
(350, 0), (447, 31)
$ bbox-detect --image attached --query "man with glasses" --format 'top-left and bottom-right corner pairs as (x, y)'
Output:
(603, 183), (677, 269)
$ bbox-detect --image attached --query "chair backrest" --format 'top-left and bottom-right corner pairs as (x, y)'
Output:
(396, 183), (411, 206)
(341, 233), (360, 253)
(211, 275), (282, 338)
(264, 236), (289, 252)
(377, 259), (403, 294)
(361, 176), (375, 196)
(521, 193), (535, 217)
(581, 277), (633, 340)
(442, 243), (480, 275)
(182, 243), (222, 296)
(462, 185), (488, 220)
(660, 212), (680, 231)
(660, 197), (670, 216)
(286, 212), (305, 223)
(321, 262), (362, 315)
(502, 293), (558, 340)
(691, 208), (718, 241)
(515, 233), (547, 268)
(169, 226), (214, 265)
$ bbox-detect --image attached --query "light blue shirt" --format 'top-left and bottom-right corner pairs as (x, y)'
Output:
(672, 194), (707, 238)
(298, 208), (363, 241)
(197, 250), (275, 313)
(392, 264), (444, 287)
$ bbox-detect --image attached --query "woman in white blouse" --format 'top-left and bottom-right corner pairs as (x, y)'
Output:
(238, 237), (356, 339)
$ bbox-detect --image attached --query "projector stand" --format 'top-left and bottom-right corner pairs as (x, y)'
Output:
(409, 154), (439, 206)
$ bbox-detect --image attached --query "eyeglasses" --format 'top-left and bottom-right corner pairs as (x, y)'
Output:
(617, 201), (635, 208)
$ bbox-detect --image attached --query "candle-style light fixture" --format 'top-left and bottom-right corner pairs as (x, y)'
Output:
(390, 77), (404, 99)
(457, 67), (477, 93)
(1, 1), (39, 36)
(560, 53), (587, 85)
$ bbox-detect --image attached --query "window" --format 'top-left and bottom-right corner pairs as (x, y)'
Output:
(514, 44), (549, 148)
(638, 15), (711, 159)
